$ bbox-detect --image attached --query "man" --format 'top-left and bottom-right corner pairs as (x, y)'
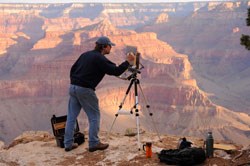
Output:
(64, 36), (135, 152)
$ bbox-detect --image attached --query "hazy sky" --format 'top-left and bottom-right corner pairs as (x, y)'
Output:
(0, 0), (231, 3)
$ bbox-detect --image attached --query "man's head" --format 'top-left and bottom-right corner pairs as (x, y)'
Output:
(95, 36), (115, 55)
(96, 36), (115, 46)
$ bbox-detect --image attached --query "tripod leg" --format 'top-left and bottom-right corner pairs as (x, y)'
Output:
(138, 83), (162, 142)
(134, 79), (141, 150)
(107, 79), (135, 139)
(107, 116), (118, 139)
(136, 113), (141, 150)
(119, 79), (134, 109)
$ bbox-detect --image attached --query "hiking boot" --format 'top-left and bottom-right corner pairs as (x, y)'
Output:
(65, 143), (78, 152)
(89, 142), (109, 152)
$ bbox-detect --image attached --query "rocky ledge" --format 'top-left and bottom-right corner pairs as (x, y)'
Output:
(0, 130), (249, 166)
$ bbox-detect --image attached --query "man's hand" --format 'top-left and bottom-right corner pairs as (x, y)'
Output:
(126, 52), (135, 65)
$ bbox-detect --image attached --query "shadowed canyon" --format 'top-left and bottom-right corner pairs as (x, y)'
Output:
(0, 1), (249, 147)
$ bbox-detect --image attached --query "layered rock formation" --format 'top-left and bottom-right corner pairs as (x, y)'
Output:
(154, 13), (169, 24)
(0, 2), (249, 147)
(139, 1), (250, 113)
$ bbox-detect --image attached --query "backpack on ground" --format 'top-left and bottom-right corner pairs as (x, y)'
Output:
(158, 147), (206, 165)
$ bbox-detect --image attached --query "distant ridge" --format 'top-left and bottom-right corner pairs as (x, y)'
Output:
(0, 0), (234, 4)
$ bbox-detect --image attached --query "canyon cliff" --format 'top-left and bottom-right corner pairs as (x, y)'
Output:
(139, 1), (250, 114)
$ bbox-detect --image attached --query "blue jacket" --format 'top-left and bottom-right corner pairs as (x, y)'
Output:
(70, 50), (129, 90)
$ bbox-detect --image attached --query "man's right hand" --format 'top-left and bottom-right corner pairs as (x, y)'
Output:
(126, 52), (135, 65)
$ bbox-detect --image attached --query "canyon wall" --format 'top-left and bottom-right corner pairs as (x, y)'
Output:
(140, 1), (250, 113)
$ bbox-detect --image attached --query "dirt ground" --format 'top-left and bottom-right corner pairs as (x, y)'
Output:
(1, 131), (250, 166)
(57, 134), (250, 166)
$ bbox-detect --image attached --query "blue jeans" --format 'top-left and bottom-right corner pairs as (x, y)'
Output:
(64, 84), (100, 148)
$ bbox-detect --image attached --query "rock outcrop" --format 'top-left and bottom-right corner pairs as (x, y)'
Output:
(0, 131), (249, 166)
(155, 13), (169, 24)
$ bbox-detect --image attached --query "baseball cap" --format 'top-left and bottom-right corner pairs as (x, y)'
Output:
(96, 36), (116, 46)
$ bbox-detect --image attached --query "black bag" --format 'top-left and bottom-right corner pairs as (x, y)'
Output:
(158, 147), (206, 165)
(51, 114), (85, 148)
(178, 137), (193, 150)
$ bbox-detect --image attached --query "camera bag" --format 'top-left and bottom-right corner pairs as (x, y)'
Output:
(50, 114), (85, 148)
